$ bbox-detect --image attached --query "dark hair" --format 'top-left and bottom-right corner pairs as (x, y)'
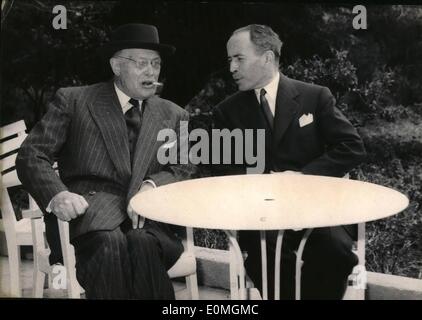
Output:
(233, 24), (283, 61)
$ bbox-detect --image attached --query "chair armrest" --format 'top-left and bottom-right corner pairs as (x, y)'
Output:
(168, 251), (197, 278)
(22, 195), (43, 219)
(21, 208), (43, 219)
(168, 227), (197, 278)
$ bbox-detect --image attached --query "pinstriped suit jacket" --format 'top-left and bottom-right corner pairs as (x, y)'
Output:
(16, 81), (197, 240)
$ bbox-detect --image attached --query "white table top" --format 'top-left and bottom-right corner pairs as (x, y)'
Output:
(130, 174), (409, 230)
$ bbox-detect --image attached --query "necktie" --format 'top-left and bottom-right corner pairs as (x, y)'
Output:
(260, 88), (274, 129)
(125, 98), (142, 163)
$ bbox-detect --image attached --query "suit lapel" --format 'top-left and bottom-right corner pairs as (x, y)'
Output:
(241, 91), (270, 130)
(128, 96), (171, 198)
(272, 74), (301, 147)
(240, 91), (273, 156)
(87, 81), (131, 183)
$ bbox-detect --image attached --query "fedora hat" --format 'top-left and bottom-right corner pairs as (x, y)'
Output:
(102, 23), (175, 58)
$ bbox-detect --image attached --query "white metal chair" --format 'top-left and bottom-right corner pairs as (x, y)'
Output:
(0, 120), (48, 297)
(21, 206), (53, 298)
(27, 203), (200, 300)
(343, 222), (366, 300)
(56, 220), (199, 299)
(1, 120), (62, 298)
(167, 226), (199, 299)
(292, 222), (366, 300)
(21, 173), (199, 299)
(1, 120), (199, 299)
(228, 225), (366, 301)
(228, 174), (366, 300)
(15, 158), (84, 299)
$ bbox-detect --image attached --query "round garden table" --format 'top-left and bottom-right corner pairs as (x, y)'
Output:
(130, 174), (409, 300)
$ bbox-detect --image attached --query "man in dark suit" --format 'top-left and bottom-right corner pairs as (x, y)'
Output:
(212, 24), (367, 299)
(16, 24), (196, 299)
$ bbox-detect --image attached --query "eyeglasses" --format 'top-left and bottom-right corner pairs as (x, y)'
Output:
(115, 56), (162, 70)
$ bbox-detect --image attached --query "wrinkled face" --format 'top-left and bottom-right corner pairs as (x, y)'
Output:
(227, 31), (270, 91)
(110, 48), (161, 100)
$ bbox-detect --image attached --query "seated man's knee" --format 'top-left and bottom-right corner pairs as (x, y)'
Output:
(73, 229), (127, 260)
(94, 230), (127, 248)
(304, 227), (358, 271)
(126, 228), (159, 250)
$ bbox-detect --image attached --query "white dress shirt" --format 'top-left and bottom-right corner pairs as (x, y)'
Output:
(114, 83), (143, 114)
(254, 72), (280, 117)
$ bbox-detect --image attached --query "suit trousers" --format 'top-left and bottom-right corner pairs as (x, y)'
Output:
(71, 219), (184, 299)
(240, 226), (358, 300)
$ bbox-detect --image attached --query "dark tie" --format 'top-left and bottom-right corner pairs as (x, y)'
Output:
(125, 98), (142, 163)
(260, 88), (274, 129)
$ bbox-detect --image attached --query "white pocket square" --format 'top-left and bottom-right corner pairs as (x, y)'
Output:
(160, 140), (177, 149)
(299, 113), (313, 127)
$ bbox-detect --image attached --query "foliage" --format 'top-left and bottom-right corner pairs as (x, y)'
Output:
(1, 0), (115, 127)
(1, 2), (421, 279)
(357, 159), (422, 278)
(194, 229), (228, 251)
(285, 50), (358, 102)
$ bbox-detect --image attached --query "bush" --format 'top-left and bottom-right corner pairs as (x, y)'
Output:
(194, 229), (228, 250)
(358, 67), (396, 114)
(357, 160), (422, 278)
(284, 49), (358, 102)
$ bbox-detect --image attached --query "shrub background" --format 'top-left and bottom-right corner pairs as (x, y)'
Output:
(1, 1), (421, 279)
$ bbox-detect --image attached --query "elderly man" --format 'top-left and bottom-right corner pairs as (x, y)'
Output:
(212, 24), (366, 299)
(16, 24), (196, 299)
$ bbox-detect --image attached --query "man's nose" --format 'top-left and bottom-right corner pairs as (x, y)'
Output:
(229, 61), (238, 74)
(144, 62), (155, 75)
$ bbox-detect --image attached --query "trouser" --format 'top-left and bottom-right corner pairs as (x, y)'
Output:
(239, 226), (359, 300)
(71, 219), (184, 299)
(44, 213), (63, 265)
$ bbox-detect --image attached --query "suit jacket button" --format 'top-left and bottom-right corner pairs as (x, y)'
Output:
(88, 190), (96, 196)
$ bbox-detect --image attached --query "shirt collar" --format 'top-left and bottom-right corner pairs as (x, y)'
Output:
(254, 71), (280, 103)
(113, 83), (143, 114)
(114, 83), (131, 110)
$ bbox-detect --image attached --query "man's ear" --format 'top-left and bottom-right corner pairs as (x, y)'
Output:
(109, 57), (120, 76)
(264, 50), (275, 65)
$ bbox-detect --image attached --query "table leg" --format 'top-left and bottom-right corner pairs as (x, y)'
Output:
(226, 228), (311, 300)
(226, 230), (247, 300)
(295, 228), (313, 300)
(260, 231), (268, 300)
(274, 230), (285, 300)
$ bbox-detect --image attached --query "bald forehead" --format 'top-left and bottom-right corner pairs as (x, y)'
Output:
(228, 30), (251, 46)
(227, 30), (259, 57)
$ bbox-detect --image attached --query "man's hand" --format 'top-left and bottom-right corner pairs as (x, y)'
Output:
(50, 191), (89, 221)
(127, 203), (144, 229)
(127, 181), (155, 229)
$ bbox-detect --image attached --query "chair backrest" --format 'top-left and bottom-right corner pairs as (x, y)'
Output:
(1, 120), (28, 227)
(1, 120), (27, 172)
